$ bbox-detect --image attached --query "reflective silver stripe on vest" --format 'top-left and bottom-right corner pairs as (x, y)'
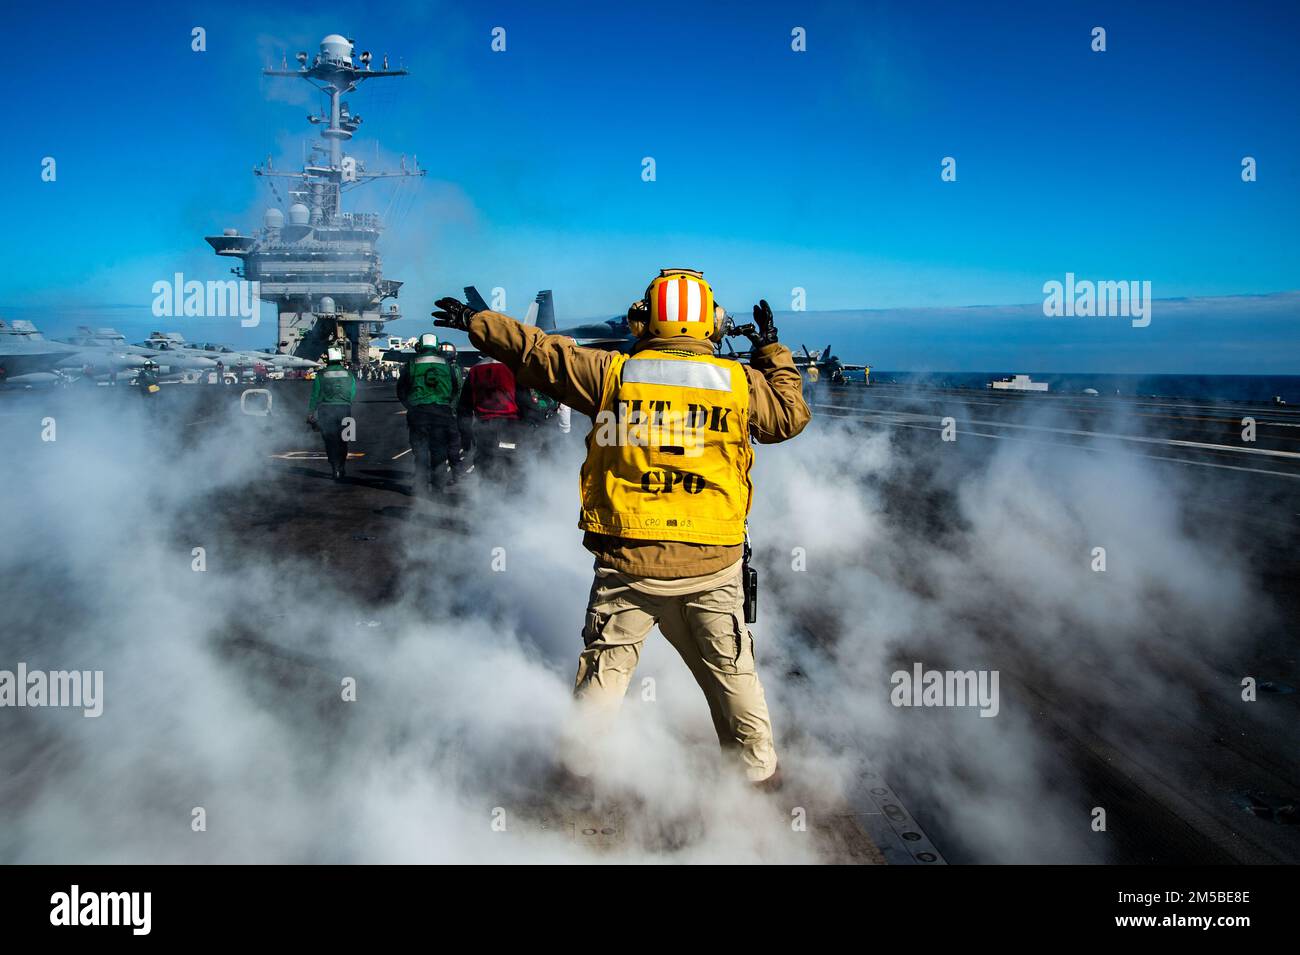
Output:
(323, 369), (349, 378)
(413, 355), (445, 366)
(622, 358), (732, 392)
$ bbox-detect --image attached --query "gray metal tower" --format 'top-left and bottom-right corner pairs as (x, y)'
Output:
(206, 34), (424, 362)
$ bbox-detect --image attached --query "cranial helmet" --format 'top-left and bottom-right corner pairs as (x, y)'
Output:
(418, 333), (439, 352)
(327, 347), (344, 362)
(639, 269), (723, 342)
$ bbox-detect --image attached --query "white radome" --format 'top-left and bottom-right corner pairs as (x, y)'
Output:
(320, 34), (352, 63)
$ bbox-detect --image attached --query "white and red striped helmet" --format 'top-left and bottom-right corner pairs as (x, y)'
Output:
(644, 269), (716, 341)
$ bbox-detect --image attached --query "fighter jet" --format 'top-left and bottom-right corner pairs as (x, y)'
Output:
(128, 332), (221, 372)
(54, 326), (183, 373)
(135, 332), (319, 376)
(0, 320), (149, 385)
(794, 343), (869, 383)
(0, 319), (76, 383)
(59, 326), (152, 356)
(250, 347), (321, 372)
(188, 342), (320, 373)
(717, 336), (868, 382)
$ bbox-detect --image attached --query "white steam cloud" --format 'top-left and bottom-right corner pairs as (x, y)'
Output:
(0, 387), (1263, 863)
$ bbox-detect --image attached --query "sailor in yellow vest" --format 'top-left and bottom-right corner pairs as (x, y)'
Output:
(434, 269), (809, 788)
(802, 362), (820, 405)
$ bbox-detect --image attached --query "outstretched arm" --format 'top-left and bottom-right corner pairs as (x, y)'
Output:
(746, 344), (811, 443)
(435, 298), (613, 418)
(741, 300), (810, 443)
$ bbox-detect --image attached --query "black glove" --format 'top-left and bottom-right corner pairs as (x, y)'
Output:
(745, 299), (779, 348)
(432, 297), (477, 330)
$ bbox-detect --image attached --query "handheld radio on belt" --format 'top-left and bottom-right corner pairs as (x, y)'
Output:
(742, 533), (758, 624)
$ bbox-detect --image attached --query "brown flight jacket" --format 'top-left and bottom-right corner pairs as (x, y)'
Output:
(467, 309), (811, 578)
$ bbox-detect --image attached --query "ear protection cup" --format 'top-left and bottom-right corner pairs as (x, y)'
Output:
(708, 306), (729, 343)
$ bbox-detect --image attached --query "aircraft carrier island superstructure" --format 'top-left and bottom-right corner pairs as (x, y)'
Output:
(206, 34), (424, 362)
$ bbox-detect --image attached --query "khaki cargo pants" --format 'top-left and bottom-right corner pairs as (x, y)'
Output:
(573, 569), (779, 782)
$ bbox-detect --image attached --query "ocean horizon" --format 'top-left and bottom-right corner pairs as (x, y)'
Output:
(863, 371), (1300, 405)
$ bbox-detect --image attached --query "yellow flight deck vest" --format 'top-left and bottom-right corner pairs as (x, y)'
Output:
(579, 348), (753, 545)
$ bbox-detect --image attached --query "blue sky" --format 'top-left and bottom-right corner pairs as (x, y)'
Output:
(4, 0), (1298, 371)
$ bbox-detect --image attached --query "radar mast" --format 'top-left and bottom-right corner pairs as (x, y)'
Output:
(206, 33), (425, 362)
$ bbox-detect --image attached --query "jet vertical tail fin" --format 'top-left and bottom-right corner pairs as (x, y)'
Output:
(464, 286), (492, 313)
(534, 290), (556, 331)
